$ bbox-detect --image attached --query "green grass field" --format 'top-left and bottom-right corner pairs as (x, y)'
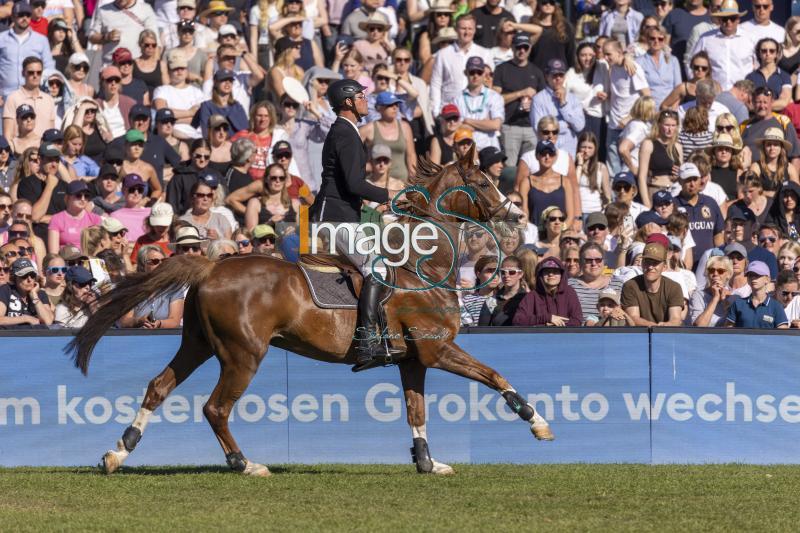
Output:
(2, 464), (799, 532)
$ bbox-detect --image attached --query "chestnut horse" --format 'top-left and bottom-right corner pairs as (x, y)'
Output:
(67, 146), (554, 476)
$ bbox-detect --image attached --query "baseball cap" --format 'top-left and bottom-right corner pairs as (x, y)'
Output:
(122, 173), (147, 190)
(99, 163), (119, 178)
(11, 257), (36, 277)
(155, 108), (176, 123)
(149, 202), (174, 226)
(465, 56), (486, 73)
(627, 242), (646, 263)
(167, 49), (189, 69)
(613, 171), (636, 186)
(478, 146), (506, 169)
(59, 245), (83, 261)
(66, 180), (90, 195)
(746, 260), (770, 277)
(652, 190), (673, 207)
(125, 129), (146, 143)
(200, 171), (219, 188)
(208, 114), (230, 129)
(512, 33), (531, 48)
(102, 217), (126, 233)
(454, 126), (473, 143)
(371, 144), (392, 160)
(272, 140), (293, 157)
(177, 19), (196, 33)
(376, 91), (402, 106)
(218, 23), (237, 37)
(68, 52), (90, 67)
(42, 129), (64, 143)
(538, 257), (563, 271)
(252, 224), (276, 239)
(585, 212), (608, 229)
(642, 242), (667, 262)
(214, 68), (235, 82)
(177, 0), (196, 8)
(545, 58), (568, 75)
(38, 143), (61, 158)
(726, 204), (756, 223)
(129, 105), (150, 120)
(724, 242), (748, 258)
(16, 104), (35, 119)
(440, 104), (460, 119)
(597, 288), (620, 306)
(12, 2), (32, 16)
(646, 233), (670, 249)
(101, 65), (122, 80)
(112, 47), (133, 64)
(636, 210), (667, 228)
(65, 265), (96, 285)
(535, 139), (557, 156)
(668, 235), (682, 250)
(679, 162), (701, 180)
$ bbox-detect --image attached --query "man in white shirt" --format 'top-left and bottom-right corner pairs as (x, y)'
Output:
(429, 14), (493, 116)
(452, 56), (504, 150)
(739, 0), (785, 45)
(690, 0), (756, 91)
(89, 0), (161, 63)
(601, 39), (649, 177)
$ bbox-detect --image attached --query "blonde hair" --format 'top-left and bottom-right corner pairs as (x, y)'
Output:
(705, 255), (733, 288)
(516, 248), (539, 291)
(649, 109), (680, 164)
(779, 240), (800, 260)
(628, 95), (657, 123)
(784, 16), (800, 49)
(81, 226), (110, 257)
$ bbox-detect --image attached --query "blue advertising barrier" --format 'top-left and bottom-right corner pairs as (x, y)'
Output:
(2, 329), (799, 466)
(0, 331), (650, 466)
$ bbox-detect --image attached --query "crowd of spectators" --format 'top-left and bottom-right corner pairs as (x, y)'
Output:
(0, 0), (799, 331)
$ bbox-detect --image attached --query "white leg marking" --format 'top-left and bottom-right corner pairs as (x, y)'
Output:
(132, 407), (153, 434)
(411, 425), (427, 440)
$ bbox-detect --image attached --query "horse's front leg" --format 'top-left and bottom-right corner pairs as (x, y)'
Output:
(398, 357), (454, 475)
(420, 340), (554, 441)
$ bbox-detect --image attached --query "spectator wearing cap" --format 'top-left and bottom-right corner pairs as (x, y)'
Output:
(531, 58), (585, 156)
(3, 56), (55, 142)
(359, 91), (417, 182)
(202, 43), (262, 118)
(740, 87), (800, 165)
(635, 210), (667, 236)
(588, 288), (636, 326)
(95, 66), (136, 139)
(101, 217), (133, 272)
(568, 241), (621, 322)
(0, 3), (54, 101)
(110, 174), (152, 243)
(119, 249), (185, 330)
(612, 170), (646, 221)
(207, 113), (233, 172)
(90, 163), (124, 215)
(585, 211), (612, 252)
(89, 0), (160, 65)
(599, 39), (650, 176)
(621, 235), (684, 325)
(426, 104), (461, 165)
(451, 125), (476, 161)
(689, 254), (734, 326)
(154, 108), (190, 166)
(9, 104), (40, 156)
(192, 69), (248, 138)
(166, 21), (208, 86)
(53, 265), (98, 328)
(429, 14), (493, 117)
(491, 33), (544, 167)
(0, 257), (52, 326)
(364, 144), (404, 222)
(452, 55), (504, 150)
(47, 180), (102, 253)
(65, 53), (95, 100)
(512, 256), (582, 327)
(129, 201), (173, 261)
(635, 25), (681, 109)
(121, 128), (162, 203)
(350, 12), (392, 73)
(268, 140), (313, 201)
(478, 146), (506, 186)
(251, 223), (277, 255)
(105, 47), (150, 106)
(16, 142), (71, 241)
(725, 260), (788, 328)
(675, 161), (724, 265)
(154, 53), (205, 141)
(519, 139), (577, 228)
(179, 179), (232, 240)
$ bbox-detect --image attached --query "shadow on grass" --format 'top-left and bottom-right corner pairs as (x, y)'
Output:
(72, 464), (420, 476)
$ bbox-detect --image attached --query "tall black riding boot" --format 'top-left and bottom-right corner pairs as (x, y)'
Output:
(353, 274), (403, 372)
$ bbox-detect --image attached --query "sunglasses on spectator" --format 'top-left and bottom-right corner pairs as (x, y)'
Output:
(467, 230), (485, 239)
(237, 239), (251, 248)
(254, 236), (276, 245)
(720, 16), (738, 23)
(218, 253), (237, 259)
(268, 174), (287, 181)
(716, 125), (734, 132)
(194, 192), (214, 199)
(759, 236), (777, 243)
(127, 186), (146, 195)
(648, 36), (665, 42)
(5, 250), (25, 259)
(548, 215), (566, 222)
(276, 154), (291, 161)
(67, 257), (89, 266)
(210, 10), (227, 16)
(283, 101), (300, 109)
(105, 77), (121, 84)
(781, 290), (800, 298)
(759, 48), (777, 54)
(500, 269), (521, 276)
(467, 70), (484, 76)
(76, 63), (90, 72)
(47, 266), (67, 275)
(0, 203), (10, 210)
(15, 213), (32, 221)
(72, 280), (93, 289)
(9, 230), (29, 239)
(394, 57), (411, 63)
(193, 153), (211, 160)
(180, 245), (202, 253)
(614, 183), (633, 192)
(0, 267), (10, 274)
(18, 272), (37, 281)
(582, 257), (603, 264)
(142, 42), (157, 49)
(707, 268), (727, 275)
(146, 258), (163, 267)
(587, 224), (606, 232)
(753, 3), (770, 9)
(456, 139), (473, 146)
(109, 229), (127, 238)
(539, 129), (559, 136)
(563, 257), (580, 263)
(692, 64), (709, 72)
(374, 157), (390, 165)
(562, 237), (580, 245)
(0, 147), (10, 154)
(26, 69), (42, 76)
(221, 55), (237, 62)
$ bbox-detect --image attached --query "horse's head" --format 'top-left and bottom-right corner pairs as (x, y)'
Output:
(409, 144), (525, 227)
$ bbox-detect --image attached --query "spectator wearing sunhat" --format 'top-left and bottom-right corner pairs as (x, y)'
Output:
(192, 68), (248, 137)
(453, 56), (504, 150)
(621, 234), (684, 326)
(199, 0), (239, 43)
(0, 2), (55, 100)
(352, 12), (393, 73)
(725, 260), (789, 328)
(88, 0), (160, 64)
(531, 58), (585, 156)
(3, 56), (55, 141)
(0, 257), (53, 327)
(47, 180), (103, 252)
(478, 146), (506, 185)
(129, 201), (174, 261)
(169, 224), (206, 256)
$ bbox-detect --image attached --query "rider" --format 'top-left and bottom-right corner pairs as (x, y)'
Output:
(310, 79), (404, 371)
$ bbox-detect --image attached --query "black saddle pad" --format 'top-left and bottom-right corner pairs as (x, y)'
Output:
(297, 264), (392, 309)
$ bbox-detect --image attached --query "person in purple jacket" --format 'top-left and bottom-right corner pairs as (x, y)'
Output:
(512, 256), (583, 326)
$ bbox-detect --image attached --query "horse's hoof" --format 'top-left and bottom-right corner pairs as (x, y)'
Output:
(430, 459), (455, 475)
(242, 461), (271, 477)
(531, 421), (555, 441)
(101, 451), (120, 474)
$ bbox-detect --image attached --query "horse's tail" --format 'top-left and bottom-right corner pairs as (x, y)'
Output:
(66, 255), (216, 375)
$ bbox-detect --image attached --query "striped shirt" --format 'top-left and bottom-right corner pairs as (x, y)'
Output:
(461, 293), (489, 326)
(678, 131), (713, 161)
(568, 277), (624, 323)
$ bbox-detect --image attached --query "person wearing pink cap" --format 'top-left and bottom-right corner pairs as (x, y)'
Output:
(725, 260), (789, 328)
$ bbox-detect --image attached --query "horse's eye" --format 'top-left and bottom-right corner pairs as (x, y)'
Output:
(478, 180), (490, 189)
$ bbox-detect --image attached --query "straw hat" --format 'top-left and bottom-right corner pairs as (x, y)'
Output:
(168, 226), (207, 251)
(710, 0), (746, 17)
(200, 0), (233, 18)
(431, 27), (457, 46)
(429, 0), (455, 13)
(711, 133), (741, 152)
(357, 12), (390, 32)
(756, 127), (792, 151)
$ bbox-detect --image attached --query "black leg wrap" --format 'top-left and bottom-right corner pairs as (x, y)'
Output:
(503, 391), (534, 421)
(121, 426), (142, 453)
(410, 438), (433, 473)
(226, 451), (247, 472)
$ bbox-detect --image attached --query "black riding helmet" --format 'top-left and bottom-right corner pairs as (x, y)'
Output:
(327, 79), (367, 112)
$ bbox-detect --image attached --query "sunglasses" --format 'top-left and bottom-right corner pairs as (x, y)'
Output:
(15, 213), (32, 220)
(237, 239), (251, 248)
(67, 258), (89, 266)
(707, 268), (727, 275)
(48, 79), (63, 86)
(72, 280), (93, 289)
(0, 267), (10, 274)
(716, 125), (734, 132)
(254, 236), (276, 245)
(759, 236), (777, 243)
(268, 174), (287, 181)
(614, 183), (633, 192)
(0, 203), (10, 210)
(394, 57), (411, 63)
(275, 154), (291, 160)
(194, 192), (214, 199)
(179, 245), (202, 253)
(146, 258), (163, 266)
(548, 216), (566, 222)
(18, 272), (37, 281)
(753, 3), (770, 8)
(210, 10), (227, 16)
(107, 159), (123, 166)
(193, 153), (211, 160)
(467, 231), (485, 239)
(73, 192), (92, 200)
(691, 64), (709, 72)
(105, 77), (121, 84)
(367, 26), (385, 32)
(781, 290), (800, 298)
(282, 101), (300, 109)
(759, 48), (777, 54)
(587, 225), (607, 232)
(9, 230), (29, 239)
(26, 70), (42, 76)
(582, 257), (603, 264)
(374, 158), (390, 165)
(47, 266), (67, 275)
(127, 186), (146, 195)
(75, 63), (90, 72)
(142, 42), (157, 49)
(109, 229), (127, 237)
(467, 70), (484, 76)
(218, 252), (237, 259)
(500, 269), (521, 276)
(648, 36), (665, 42)
(719, 16), (738, 23)
(537, 150), (556, 158)
(540, 129), (559, 136)
(456, 140), (473, 146)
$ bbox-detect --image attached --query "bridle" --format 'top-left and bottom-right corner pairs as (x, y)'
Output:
(453, 162), (515, 222)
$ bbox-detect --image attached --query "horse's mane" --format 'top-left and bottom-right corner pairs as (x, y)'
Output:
(408, 157), (444, 187)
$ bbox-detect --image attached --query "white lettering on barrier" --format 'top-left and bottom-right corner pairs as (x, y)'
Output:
(365, 383), (402, 422)
(0, 397), (40, 425)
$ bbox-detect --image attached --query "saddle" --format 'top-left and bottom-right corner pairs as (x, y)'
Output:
(297, 254), (392, 309)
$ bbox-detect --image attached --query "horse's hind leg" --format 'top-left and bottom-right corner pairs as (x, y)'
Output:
(102, 335), (213, 474)
(399, 357), (454, 475)
(422, 341), (554, 441)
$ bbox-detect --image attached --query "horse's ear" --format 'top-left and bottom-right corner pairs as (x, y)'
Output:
(457, 142), (477, 174)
